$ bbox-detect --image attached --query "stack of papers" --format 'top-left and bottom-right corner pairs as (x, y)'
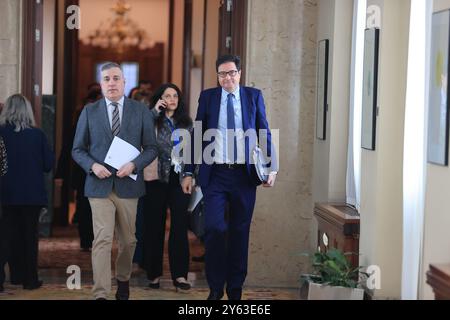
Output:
(104, 136), (140, 181)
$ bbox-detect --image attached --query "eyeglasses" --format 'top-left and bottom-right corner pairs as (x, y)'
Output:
(217, 70), (239, 78)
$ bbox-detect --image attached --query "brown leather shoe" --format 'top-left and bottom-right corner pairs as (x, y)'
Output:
(115, 280), (129, 300)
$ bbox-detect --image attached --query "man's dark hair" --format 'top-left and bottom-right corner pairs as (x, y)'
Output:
(87, 82), (100, 91)
(101, 62), (122, 72)
(139, 80), (152, 86)
(216, 54), (241, 72)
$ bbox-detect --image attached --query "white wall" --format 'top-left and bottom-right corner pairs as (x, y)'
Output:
(79, 0), (170, 80)
(328, 1), (353, 202)
(314, 0), (410, 299)
(312, 0), (352, 205)
(420, 0), (450, 301)
(359, 0), (410, 299)
(43, 0), (55, 95)
(312, 0), (334, 203)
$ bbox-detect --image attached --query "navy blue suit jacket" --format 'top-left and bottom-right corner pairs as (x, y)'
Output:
(0, 125), (54, 206)
(186, 86), (277, 187)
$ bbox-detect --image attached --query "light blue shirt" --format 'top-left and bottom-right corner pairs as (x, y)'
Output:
(215, 86), (245, 164)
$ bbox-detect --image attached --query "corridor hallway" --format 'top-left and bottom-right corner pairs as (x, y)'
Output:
(0, 226), (298, 300)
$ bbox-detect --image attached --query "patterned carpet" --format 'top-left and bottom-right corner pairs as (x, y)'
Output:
(0, 226), (299, 300)
(38, 226), (205, 273)
(0, 284), (298, 300)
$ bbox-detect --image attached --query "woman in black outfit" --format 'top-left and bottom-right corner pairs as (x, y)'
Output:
(0, 94), (54, 291)
(143, 83), (193, 291)
(0, 136), (7, 292)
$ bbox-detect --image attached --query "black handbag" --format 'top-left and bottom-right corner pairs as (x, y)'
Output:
(187, 186), (205, 239)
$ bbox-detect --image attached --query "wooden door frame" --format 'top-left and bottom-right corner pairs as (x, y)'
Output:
(168, 0), (175, 83)
(182, 0), (193, 112)
(182, 0), (247, 110)
(22, 0), (43, 126)
(217, 0), (247, 84)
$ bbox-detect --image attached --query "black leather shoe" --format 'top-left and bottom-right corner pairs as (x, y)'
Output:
(148, 279), (160, 289)
(173, 279), (191, 291)
(115, 280), (129, 300)
(96, 297), (107, 300)
(10, 280), (23, 285)
(226, 288), (242, 300)
(192, 254), (205, 263)
(23, 280), (43, 290)
(207, 291), (224, 300)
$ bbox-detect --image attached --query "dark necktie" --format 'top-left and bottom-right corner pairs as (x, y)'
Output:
(227, 93), (237, 162)
(111, 102), (120, 136)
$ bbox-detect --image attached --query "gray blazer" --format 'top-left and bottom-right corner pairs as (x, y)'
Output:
(72, 97), (158, 198)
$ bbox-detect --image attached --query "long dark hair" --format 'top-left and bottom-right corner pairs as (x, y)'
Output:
(150, 83), (192, 130)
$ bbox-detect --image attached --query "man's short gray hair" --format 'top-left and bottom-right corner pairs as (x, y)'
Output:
(101, 62), (122, 72)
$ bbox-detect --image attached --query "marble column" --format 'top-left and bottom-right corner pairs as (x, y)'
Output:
(245, 0), (318, 287)
(0, 0), (21, 101)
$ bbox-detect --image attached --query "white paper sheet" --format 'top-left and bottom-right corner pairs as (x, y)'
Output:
(104, 136), (140, 181)
(187, 186), (203, 212)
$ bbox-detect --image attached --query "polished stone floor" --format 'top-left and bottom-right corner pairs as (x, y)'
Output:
(0, 226), (299, 300)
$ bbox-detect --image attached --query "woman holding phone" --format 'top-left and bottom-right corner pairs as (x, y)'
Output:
(142, 83), (193, 292)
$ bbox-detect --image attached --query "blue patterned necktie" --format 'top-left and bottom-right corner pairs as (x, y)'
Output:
(227, 93), (237, 163)
(111, 102), (120, 136)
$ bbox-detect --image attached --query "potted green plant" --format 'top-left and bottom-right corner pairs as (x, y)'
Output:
(300, 248), (368, 300)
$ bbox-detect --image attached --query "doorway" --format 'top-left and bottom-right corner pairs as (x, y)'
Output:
(22, 0), (248, 233)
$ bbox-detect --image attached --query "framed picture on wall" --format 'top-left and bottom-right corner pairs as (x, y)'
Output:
(361, 28), (380, 150)
(427, 10), (450, 166)
(316, 39), (329, 140)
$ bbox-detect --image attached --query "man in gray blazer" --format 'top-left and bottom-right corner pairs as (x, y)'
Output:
(72, 62), (157, 300)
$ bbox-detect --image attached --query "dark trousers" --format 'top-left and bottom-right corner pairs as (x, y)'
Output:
(133, 197), (144, 266)
(0, 206), (41, 287)
(203, 165), (256, 294)
(75, 192), (94, 249)
(143, 169), (191, 280)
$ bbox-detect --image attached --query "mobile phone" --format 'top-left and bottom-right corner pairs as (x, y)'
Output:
(159, 99), (167, 110)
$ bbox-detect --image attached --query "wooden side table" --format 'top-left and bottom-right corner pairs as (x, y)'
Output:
(427, 264), (450, 299)
(314, 203), (360, 268)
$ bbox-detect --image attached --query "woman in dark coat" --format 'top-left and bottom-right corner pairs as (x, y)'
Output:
(143, 83), (193, 291)
(0, 94), (54, 290)
(0, 136), (7, 292)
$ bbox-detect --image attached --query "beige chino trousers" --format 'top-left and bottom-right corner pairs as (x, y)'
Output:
(89, 192), (138, 299)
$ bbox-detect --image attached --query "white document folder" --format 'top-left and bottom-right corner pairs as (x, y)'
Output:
(188, 186), (203, 212)
(104, 136), (140, 181)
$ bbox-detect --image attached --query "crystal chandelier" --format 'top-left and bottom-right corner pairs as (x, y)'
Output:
(82, 0), (155, 53)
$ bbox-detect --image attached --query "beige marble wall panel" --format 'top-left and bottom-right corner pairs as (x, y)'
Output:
(0, 0), (19, 63)
(245, 0), (317, 287)
(0, 0), (20, 38)
(0, 0), (20, 101)
(0, 65), (18, 101)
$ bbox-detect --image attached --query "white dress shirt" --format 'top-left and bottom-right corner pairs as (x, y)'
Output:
(214, 86), (245, 164)
(105, 96), (125, 129)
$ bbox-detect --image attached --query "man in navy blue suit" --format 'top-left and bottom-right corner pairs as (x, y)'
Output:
(182, 54), (278, 300)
